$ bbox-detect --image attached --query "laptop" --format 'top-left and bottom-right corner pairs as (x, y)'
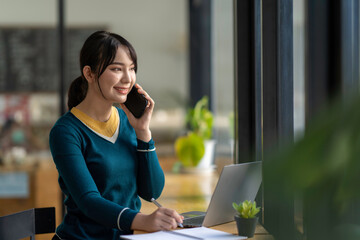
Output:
(181, 161), (262, 227)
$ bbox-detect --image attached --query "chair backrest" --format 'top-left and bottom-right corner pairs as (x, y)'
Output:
(0, 207), (55, 240)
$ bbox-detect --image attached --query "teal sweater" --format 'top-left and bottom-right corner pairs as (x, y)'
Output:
(49, 107), (165, 240)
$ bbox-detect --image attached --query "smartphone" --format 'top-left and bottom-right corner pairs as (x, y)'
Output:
(124, 86), (148, 118)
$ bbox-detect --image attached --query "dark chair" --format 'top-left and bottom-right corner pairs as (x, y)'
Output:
(0, 207), (55, 240)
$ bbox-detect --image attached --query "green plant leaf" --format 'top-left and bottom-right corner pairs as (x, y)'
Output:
(232, 202), (239, 212)
(186, 96), (213, 140)
(174, 132), (205, 167)
(232, 200), (260, 218)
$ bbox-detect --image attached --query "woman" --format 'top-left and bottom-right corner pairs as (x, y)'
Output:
(49, 31), (183, 240)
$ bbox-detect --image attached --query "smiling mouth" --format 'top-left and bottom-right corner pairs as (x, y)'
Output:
(114, 87), (129, 94)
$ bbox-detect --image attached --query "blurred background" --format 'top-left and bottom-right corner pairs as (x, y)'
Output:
(0, 0), (239, 161)
(1, 0), (359, 239)
(0, 0), (307, 167)
(0, 0), (238, 235)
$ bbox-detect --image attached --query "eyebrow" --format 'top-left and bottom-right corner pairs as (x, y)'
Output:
(109, 62), (134, 66)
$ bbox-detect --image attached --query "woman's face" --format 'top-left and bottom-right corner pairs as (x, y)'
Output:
(97, 45), (136, 104)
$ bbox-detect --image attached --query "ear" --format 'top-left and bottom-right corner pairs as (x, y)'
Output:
(82, 66), (96, 83)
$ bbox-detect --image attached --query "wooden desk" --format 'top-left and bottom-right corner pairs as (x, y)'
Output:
(211, 222), (273, 240)
(138, 171), (273, 239)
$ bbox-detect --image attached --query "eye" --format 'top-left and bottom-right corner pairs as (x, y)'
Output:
(130, 67), (136, 71)
(112, 67), (122, 71)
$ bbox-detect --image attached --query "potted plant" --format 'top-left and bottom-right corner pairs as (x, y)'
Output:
(174, 96), (215, 172)
(232, 200), (260, 238)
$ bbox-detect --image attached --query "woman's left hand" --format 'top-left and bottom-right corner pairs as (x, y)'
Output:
(120, 84), (154, 142)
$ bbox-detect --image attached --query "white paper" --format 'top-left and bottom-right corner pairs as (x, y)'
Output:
(120, 231), (190, 240)
(120, 227), (247, 240)
(174, 227), (247, 240)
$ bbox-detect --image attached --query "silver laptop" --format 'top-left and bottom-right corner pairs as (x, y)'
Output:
(181, 161), (262, 227)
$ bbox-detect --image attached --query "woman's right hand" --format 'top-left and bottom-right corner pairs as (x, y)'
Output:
(131, 207), (184, 232)
(120, 84), (154, 143)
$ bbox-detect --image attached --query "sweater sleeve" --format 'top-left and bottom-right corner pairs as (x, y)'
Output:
(49, 124), (138, 232)
(136, 138), (165, 201)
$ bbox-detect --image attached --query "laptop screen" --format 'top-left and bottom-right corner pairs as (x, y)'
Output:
(202, 161), (262, 227)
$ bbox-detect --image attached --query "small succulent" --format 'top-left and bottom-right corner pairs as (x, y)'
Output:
(232, 200), (260, 219)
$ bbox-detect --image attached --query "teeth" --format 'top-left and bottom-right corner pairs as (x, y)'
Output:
(115, 87), (127, 94)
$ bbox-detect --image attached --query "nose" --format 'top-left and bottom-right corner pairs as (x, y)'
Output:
(121, 69), (132, 83)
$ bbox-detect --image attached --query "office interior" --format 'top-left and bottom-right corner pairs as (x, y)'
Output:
(0, 0), (359, 239)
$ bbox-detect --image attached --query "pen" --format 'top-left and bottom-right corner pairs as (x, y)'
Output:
(150, 198), (184, 228)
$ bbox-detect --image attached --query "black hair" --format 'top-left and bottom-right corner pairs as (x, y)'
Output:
(67, 31), (137, 110)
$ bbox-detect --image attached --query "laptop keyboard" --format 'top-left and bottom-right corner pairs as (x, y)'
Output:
(182, 216), (205, 228)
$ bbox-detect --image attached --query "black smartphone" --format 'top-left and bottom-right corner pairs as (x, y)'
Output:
(124, 86), (148, 118)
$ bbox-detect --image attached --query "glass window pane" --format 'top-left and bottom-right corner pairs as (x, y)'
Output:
(213, 0), (234, 167)
(293, 0), (305, 140)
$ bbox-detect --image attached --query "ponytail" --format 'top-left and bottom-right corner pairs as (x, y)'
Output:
(67, 76), (88, 110)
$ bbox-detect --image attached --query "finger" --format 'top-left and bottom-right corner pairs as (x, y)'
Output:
(135, 84), (154, 106)
(133, 84), (144, 95)
(163, 209), (183, 224)
(153, 208), (180, 230)
(160, 217), (177, 230)
(159, 223), (173, 231)
(134, 83), (141, 90)
(132, 84), (147, 99)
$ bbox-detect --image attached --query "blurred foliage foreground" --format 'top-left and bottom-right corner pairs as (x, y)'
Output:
(263, 94), (360, 240)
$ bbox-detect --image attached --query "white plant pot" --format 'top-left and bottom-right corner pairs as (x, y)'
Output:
(179, 140), (217, 174)
(196, 139), (216, 169)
